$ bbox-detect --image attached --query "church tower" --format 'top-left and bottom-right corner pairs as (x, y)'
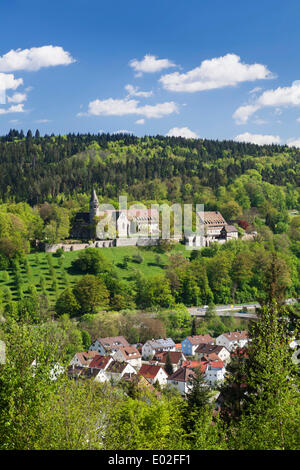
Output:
(89, 188), (100, 224)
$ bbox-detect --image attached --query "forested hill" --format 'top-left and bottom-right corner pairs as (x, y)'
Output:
(1, 129), (299, 204)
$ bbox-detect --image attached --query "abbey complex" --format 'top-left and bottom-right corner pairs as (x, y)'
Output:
(45, 189), (240, 252)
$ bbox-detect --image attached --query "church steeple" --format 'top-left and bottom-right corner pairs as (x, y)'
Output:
(89, 187), (100, 223)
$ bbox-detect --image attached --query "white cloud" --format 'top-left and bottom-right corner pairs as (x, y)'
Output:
(249, 86), (262, 94)
(234, 132), (281, 145)
(113, 129), (132, 134)
(296, 117), (300, 122)
(0, 73), (23, 101)
(125, 84), (153, 98)
(0, 45), (75, 72)
(160, 53), (273, 93)
(287, 138), (300, 148)
(0, 104), (25, 115)
(234, 80), (300, 124)
(136, 119), (145, 125)
(129, 54), (176, 76)
(35, 119), (51, 123)
(166, 127), (199, 139)
(79, 98), (178, 119)
(7, 92), (27, 103)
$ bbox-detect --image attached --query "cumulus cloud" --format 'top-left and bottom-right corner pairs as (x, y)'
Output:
(234, 132), (281, 145)
(136, 119), (145, 125)
(129, 54), (176, 76)
(0, 45), (75, 72)
(113, 130), (132, 134)
(160, 53), (273, 93)
(7, 92), (27, 103)
(0, 104), (25, 115)
(166, 127), (199, 139)
(125, 84), (153, 98)
(287, 138), (300, 148)
(79, 98), (178, 119)
(234, 80), (300, 124)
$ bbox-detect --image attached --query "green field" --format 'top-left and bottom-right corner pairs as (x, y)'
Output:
(0, 243), (190, 305)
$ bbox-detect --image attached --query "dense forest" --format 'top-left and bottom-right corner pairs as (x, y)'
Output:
(0, 130), (299, 450)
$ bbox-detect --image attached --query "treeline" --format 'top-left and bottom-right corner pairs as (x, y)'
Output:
(0, 130), (299, 204)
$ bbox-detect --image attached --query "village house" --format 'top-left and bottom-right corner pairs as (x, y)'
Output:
(181, 334), (215, 356)
(195, 343), (230, 364)
(69, 351), (99, 368)
(151, 351), (186, 371)
(142, 338), (176, 360)
(113, 346), (142, 369)
(216, 331), (248, 352)
(89, 336), (130, 356)
(205, 360), (226, 386)
(88, 354), (113, 382)
(167, 367), (196, 396)
(138, 364), (169, 387)
(105, 360), (137, 383)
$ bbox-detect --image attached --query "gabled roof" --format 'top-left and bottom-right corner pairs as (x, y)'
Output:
(167, 367), (196, 383)
(116, 346), (141, 360)
(184, 334), (214, 345)
(153, 351), (183, 365)
(222, 331), (248, 342)
(139, 364), (168, 379)
(89, 355), (112, 370)
(197, 211), (227, 226)
(182, 360), (207, 374)
(145, 338), (176, 349)
(106, 360), (129, 374)
(206, 359), (225, 370)
(96, 336), (130, 351)
(73, 351), (99, 366)
(195, 343), (225, 355)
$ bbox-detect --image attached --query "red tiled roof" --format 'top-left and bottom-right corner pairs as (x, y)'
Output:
(117, 346), (141, 360)
(187, 334), (214, 345)
(167, 367), (196, 383)
(89, 355), (111, 370)
(153, 351), (183, 365)
(139, 364), (167, 379)
(97, 336), (130, 351)
(74, 351), (99, 366)
(223, 331), (248, 341)
(182, 360), (207, 373)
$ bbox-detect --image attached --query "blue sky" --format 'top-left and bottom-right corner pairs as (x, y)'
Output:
(1, 0), (300, 145)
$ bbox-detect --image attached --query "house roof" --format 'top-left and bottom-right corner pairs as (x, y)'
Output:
(153, 351), (183, 365)
(96, 336), (130, 351)
(167, 367), (196, 383)
(185, 334), (215, 345)
(73, 351), (99, 366)
(182, 360), (207, 373)
(206, 360), (225, 370)
(197, 211), (227, 226)
(89, 355), (112, 370)
(223, 225), (238, 233)
(116, 346), (141, 360)
(202, 352), (222, 362)
(106, 360), (129, 374)
(139, 364), (167, 379)
(145, 338), (176, 350)
(222, 331), (248, 342)
(195, 343), (225, 355)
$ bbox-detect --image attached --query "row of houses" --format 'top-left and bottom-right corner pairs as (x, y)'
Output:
(68, 330), (249, 396)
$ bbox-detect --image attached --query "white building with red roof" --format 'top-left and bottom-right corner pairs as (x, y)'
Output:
(89, 336), (130, 356)
(138, 364), (169, 386)
(216, 331), (248, 352)
(113, 346), (142, 369)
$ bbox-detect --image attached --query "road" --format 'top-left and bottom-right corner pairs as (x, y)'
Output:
(188, 299), (297, 319)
